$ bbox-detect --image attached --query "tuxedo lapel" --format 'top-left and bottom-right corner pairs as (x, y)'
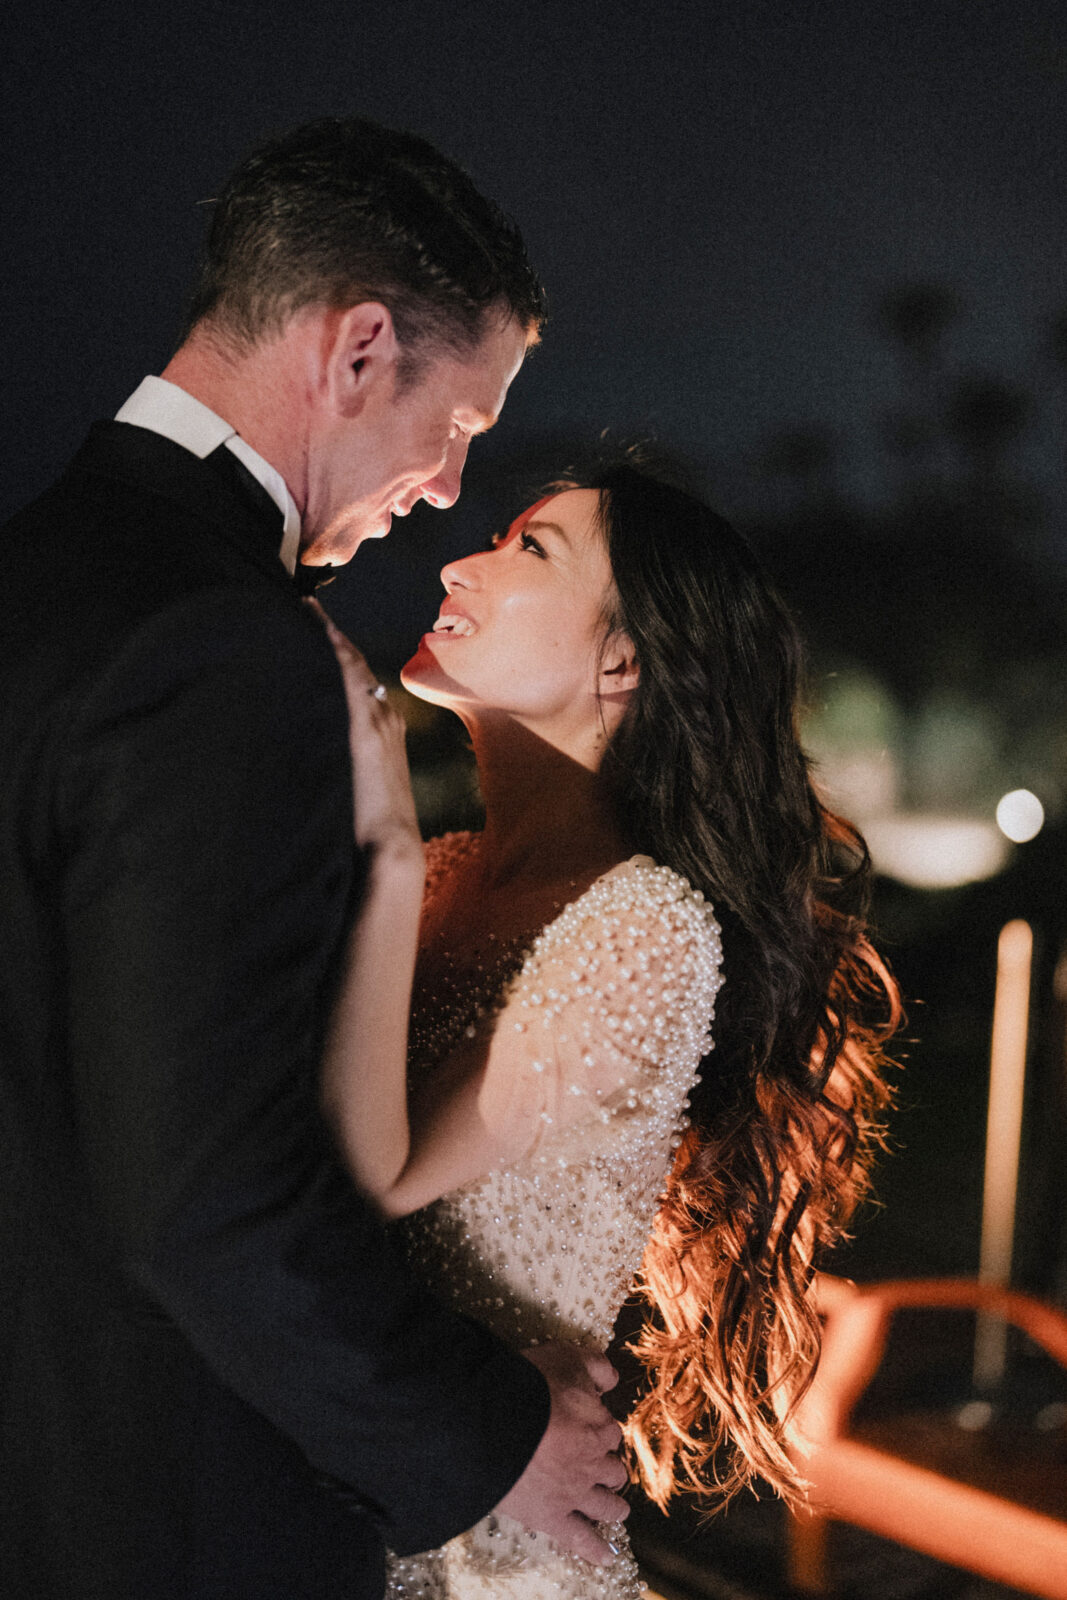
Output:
(202, 440), (289, 537)
(67, 421), (292, 591)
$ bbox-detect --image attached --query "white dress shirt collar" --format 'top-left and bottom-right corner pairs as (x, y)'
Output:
(115, 376), (302, 575)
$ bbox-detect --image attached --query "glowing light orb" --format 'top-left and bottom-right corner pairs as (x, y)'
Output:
(863, 813), (1009, 890)
(995, 789), (1044, 843)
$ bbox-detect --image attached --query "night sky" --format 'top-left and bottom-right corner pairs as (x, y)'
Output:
(6, 0), (1067, 644)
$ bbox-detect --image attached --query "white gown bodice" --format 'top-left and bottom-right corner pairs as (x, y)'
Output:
(385, 834), (724, 1600)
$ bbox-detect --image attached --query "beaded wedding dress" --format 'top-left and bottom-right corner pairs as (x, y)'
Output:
(385, 833), (724, 1600)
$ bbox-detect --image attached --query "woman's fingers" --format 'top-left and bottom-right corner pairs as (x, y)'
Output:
(307, 600), (380, 701)
(306, 602), (422, 857)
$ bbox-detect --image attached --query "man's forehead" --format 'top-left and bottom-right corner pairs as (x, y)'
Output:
(468, 318), (528, 405)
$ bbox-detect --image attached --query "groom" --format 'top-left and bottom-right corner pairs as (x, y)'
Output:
(0, 118), (627, 1599)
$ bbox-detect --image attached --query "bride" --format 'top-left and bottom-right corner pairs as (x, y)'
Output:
(315, 463), (899, 1599)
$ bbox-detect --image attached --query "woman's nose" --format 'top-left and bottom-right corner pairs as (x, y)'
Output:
(438, 534), (495, 592)
(439, 548), (481, 591)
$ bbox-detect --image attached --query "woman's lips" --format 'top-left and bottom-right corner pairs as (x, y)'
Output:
(431, 611), (476, 637)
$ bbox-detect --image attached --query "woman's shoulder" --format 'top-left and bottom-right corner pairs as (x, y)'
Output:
(505, 855), (724, 1072)
(592, 855), (722, 938)
(531, 854), (724, 990)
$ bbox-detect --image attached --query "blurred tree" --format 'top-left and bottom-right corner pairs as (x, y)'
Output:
(759, 423), (840, 518)
(946, 374), (1031, 485)
(877, 282), (961, 494)
(1048, 307), (1067, 477)
(750, 280), (1065, 817)
(877, 282), (960, 372)
(1049, 308), (1067, 368)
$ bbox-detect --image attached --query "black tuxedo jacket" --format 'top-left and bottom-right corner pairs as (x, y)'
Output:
(0, 423), (548, 1599)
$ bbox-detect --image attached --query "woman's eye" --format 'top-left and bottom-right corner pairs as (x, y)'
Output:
(519, 531), (546, 557)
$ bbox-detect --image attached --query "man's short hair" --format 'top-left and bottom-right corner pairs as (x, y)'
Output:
(183, 116), (546, 380)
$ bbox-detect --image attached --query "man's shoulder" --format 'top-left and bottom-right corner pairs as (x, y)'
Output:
(34, 424), (268, 546)
(0, 424), (309, 739)
(9, 421), (206, 526)
(3, 422), (292, 641)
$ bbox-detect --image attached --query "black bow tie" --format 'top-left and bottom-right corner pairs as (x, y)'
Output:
(292, 563), (339, 596)
(204, 443), (341, 591)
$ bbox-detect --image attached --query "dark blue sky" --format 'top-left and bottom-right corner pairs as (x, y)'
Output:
(6, 0), (1066, 590)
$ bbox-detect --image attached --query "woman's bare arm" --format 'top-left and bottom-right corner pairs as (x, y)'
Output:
(312, 605), (427, 1199)
(315, 606), (522, 1217)
(313, 608), (629, 1563)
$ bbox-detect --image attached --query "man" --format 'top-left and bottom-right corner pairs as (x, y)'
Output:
(0, 117), (627, 1599)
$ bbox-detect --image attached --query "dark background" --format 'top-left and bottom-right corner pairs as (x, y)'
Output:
(6, 1), (1066, 559)
(6, 4), (1067, 1588)
(6, 0), (1066, 1276)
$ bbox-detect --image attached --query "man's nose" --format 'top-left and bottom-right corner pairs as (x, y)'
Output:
(420, 433), (470, 511)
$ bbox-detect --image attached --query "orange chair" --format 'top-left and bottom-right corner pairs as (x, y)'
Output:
(785, 1276), (1067, 1598)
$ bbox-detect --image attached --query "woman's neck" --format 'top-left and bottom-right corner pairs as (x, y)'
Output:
(468, 719), (630, 891)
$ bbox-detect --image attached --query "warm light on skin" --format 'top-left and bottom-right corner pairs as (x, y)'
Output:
(299, 311), (530, 566)
(400, 489), (638, 769)
(995, 788), (1044, 843)
(160, 303), (531, 570)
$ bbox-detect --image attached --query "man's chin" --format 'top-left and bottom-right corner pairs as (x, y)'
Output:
(300, 515), (390, 566)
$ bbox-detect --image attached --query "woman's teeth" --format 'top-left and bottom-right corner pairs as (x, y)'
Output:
(433, 615), (475, 636)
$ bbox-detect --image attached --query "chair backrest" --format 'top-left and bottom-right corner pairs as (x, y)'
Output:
(791, 1275), (1067, 1447)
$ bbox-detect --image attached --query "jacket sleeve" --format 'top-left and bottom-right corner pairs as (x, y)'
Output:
(55, 586), (548, 1555)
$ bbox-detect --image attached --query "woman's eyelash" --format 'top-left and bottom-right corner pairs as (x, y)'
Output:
(486, 529), (546, 554)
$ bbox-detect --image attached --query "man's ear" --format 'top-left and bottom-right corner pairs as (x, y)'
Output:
(599, 631), (640, 695)
(323, 302), (399, 418)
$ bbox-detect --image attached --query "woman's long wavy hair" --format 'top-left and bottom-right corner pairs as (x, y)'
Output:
(581, 463), (901, 1510)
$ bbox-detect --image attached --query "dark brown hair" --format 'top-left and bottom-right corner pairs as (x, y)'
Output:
(184, 116), (545, 381)
(586, 463), (900, 1507)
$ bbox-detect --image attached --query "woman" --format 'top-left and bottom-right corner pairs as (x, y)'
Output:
(318, 464), (899, 1599)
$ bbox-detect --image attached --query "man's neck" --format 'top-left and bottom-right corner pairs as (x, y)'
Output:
(162, 328), (309, 516)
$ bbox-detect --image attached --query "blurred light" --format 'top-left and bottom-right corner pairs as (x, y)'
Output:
(995, 788), (1044, 843)
(814, 751), (898, 822)
(975, 919), (1033, 1390)
(955, 1399), (994, 1432)
(863, 813), (1009, 889)
(1036, 1403), (1067, 1433)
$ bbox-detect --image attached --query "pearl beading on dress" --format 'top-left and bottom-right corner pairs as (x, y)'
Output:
(385, 834), (724, 1600)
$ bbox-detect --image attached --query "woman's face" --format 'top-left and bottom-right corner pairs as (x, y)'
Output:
(401, 489), (621, 738)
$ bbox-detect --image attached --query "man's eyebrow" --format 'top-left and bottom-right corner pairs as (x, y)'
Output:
(466, 410), (498, 433)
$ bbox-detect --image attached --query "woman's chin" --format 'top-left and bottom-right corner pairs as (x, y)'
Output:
(400, 648), (459, 707)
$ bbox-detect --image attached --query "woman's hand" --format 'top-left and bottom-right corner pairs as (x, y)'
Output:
(310, 601), (424, 1199)
(309, 601), (422, 866)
